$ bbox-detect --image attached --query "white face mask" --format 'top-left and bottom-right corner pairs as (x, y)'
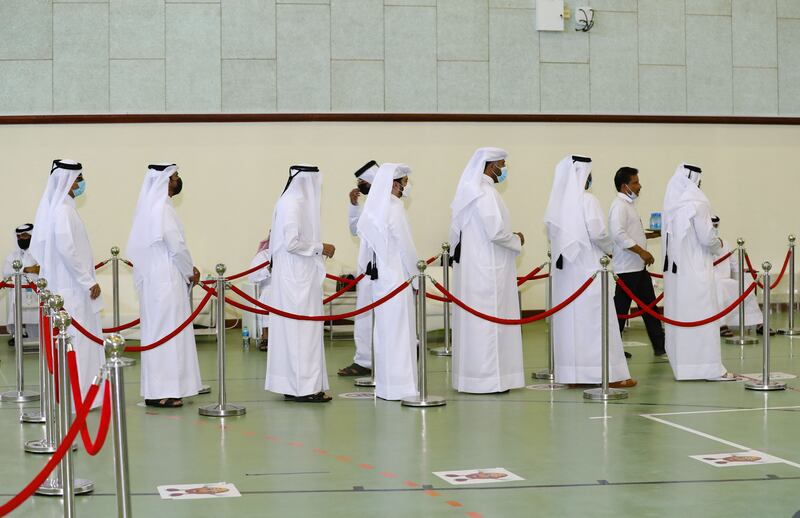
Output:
(401, 179), (411, 198)
(624, 185), (638, 201)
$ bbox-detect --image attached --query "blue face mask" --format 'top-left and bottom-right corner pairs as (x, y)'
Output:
(72, 179), (86, 198)
(496, 166), (509, 183)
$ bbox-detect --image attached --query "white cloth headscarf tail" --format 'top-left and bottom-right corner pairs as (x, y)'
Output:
(270, 165), (322, 255)
(357, 163), (411, 272)
(29, 160), (82, 278)
(449, 147), (507, 246)
(125, 164), (178, 283)
(662, 163), (708, 244)
(543, 155), (593, 263)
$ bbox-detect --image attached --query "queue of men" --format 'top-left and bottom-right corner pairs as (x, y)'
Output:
(13, 152), (746, 407)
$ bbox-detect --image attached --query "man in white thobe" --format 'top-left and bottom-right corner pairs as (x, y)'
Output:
(30, 160), (105, 408)
(4, 224), (40, 347)
(265, 165), (336, 403)
(126, 163), (202, 408)
(662, 164), (729, 380)
(544, 155), (634, 387)
(357, 163), (418, 401)
(248, 233), (271, 351)
(449, 147), (526, 394)
(711, 216), (764, 334)
(338, 160), (378, 377)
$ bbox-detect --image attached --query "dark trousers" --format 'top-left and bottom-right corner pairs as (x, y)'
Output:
(614, 269), (665, 353)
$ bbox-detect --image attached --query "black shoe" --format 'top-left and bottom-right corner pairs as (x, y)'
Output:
(7, 337), (14, 347)
(624, 351), (632, 359)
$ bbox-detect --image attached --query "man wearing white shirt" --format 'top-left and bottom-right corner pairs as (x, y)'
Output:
(609, 167), (666, 357)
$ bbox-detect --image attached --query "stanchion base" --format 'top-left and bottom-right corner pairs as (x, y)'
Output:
(20, 410), (45, 423)
(724, 336), (759, 345)
(197, 385), (212, 395)
(198, 403), (246, 417)
(532, 370), (554, 381)
(354, 377), (375, 387)
(777, 328), (800, 336)
(24, 439), (75, 454)
(583, 388), (628, 401)
(527, 383), (568, 391)
(35, 478), (94, 496)
(0, 390), (39, 403)
(429, 347), (452, 357)
(744, 380), (787, 391)
(401, 395), (446, 408)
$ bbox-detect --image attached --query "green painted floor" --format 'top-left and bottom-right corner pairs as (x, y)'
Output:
(2, 319), (800, 518)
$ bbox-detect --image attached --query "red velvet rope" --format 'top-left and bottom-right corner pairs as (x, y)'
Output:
(124, 289), (215, 352)
(713, 249), (735, 266)
(225, 259), (270, 281)
(323, 275), (365, 304)
(617, 293), (664, 320)
(432, 275), (595, 325)
(744, 251), (791, 290)
(615, 276), (757, 327)
(70, 319), (105, 345)
(94, 260), (109, 270)
(71, 288), (215, 352)
(51, 329), (60, 403)
(102, 318), (140, 333)
(223, 281), (410, 321)
(516, 265), (544, 286)
(0, 381), (99, 517)
(67, 351), (111, 456)
(425, 292), (448, 303)
(0, 282), (36, 290)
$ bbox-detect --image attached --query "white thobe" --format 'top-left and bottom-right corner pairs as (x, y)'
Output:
(551, 193), (631, 384)
(349, 203), (373, 369)
(135, 202), (202, 400)
(265, 198), (329, 396)
(714, 244), (762, 327)
(663, 203), (726, 380)
(3, 249), (40, 334)
(370, 197), (418, 400)
(452, 175), (525, 393)
(48, 198), (106, 409)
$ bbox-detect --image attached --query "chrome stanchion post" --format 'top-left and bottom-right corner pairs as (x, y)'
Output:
(253, 283), (262, 343)
(105, 334), (134, 517)
(534, 252), (564, 388)
(36, 296), (71, 491)
(111, 246), (121, 329)
(725, 238), (758, 346)
(745, 262), (786, 391)
(585, 256), (628, 401)
(22, 278), (50, 423)
(26, 290), (59, 452)
(199, 264), (246, 417)
(402, 261), (446, 408)
(354, 311), (376, 388)
(1, 260), (39, 403)
(778, 235), (799, 336)
(41, 310), (94, 503)
(431, 243), (452, 356)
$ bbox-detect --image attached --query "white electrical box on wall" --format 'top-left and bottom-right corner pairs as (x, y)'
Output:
(536, 0), (565, 31)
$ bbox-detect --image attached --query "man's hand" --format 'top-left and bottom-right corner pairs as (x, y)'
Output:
(23, 265), (40, 275)
(639, 250), (655, 266)
(322, 243), (336, 258)
(645, 230), (661, 239)
(514, 232), (525, 246)
(190, 266), (201, 284)
(89, 284), (101, 300)
(349, 188), (360, 206)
